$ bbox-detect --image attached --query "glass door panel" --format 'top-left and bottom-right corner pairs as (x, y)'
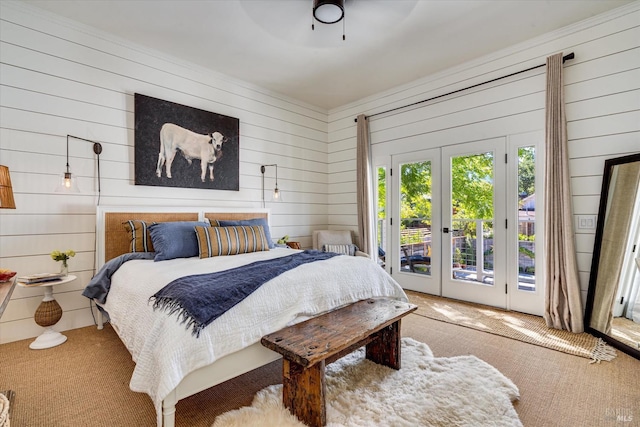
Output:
(392, 149), (441, 295)
(517, 146), (536, 291)
(450, 151), (495, 285)
(376, 166), (388, 270)
(508, 131), (545, 315)
(400, 160), (433, 276)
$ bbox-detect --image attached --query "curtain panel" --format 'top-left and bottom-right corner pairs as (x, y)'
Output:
(543, 52), (584, 333)
(356, 114), (375, 258)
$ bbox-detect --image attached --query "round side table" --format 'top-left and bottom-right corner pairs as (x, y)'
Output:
(18, 274), (76, 350)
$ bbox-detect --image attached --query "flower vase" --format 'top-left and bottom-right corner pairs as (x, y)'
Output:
(60, 260), (69, 277)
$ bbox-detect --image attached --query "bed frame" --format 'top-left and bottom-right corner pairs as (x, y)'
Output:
(95, 206), (281, 427)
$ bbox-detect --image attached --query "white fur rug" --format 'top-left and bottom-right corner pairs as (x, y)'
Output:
(212, 338), (522, 427)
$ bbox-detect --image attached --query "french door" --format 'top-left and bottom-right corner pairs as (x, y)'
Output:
(380, 131), (545, 314)
(441, 139), (507, 308)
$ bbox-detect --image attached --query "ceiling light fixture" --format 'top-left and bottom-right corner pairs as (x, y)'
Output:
(313, 0), (344, 24)
(312, 0), (346, 40)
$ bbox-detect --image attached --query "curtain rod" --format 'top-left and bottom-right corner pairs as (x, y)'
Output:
(354, 52), (575, 123)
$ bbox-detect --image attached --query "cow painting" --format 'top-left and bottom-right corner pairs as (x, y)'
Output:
(156, 123), (225, 182)
(134, 93), (239, 191)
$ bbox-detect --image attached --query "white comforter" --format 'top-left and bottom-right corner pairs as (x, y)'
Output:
(100, 248), (406, 423)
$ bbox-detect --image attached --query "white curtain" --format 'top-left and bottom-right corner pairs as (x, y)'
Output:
(627, 264), (640, 323)
(356, 114), (375, 258)
(543, 52), (584, 333)
(631, 259), (640, 323)
(614, 164), (640, 323)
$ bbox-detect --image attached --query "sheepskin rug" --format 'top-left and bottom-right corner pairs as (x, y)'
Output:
(212, 337), (522, 427)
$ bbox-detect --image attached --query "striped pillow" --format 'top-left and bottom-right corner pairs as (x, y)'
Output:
(322, 243), (357, 256)
(123, 220), (156, 252)
(195, 225), (269, 258)
(210, 218), (275, 249)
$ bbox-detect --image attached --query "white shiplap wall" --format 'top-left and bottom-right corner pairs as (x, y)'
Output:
(2, 2), (638, 345)
(327, 3), (640, 307)
(0, 1), (330, 344)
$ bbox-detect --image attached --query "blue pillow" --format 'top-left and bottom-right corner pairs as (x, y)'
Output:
(148, 221), (209, 261)
(217, 218), (275, 249)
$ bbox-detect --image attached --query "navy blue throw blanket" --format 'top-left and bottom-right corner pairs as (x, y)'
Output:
(150, 250), (340, 337)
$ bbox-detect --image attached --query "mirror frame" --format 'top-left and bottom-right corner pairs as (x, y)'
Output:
(584, 152), (640, 361)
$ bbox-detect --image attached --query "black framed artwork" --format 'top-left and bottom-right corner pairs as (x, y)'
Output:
(134, 93), (239, 191)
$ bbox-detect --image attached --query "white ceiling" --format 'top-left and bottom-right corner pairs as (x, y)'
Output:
(22, 0), (633, 110)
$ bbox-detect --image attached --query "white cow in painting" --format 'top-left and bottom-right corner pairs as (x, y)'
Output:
(156, 123), (225, 182)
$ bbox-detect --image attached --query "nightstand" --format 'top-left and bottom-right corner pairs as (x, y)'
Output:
(18, 274), (76, 350)
(0, 277), (17, 319)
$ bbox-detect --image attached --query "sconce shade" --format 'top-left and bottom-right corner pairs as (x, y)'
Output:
(56, 171), (81, 193)
(56, 135), (103, 194)
(313, 0), (344, 24)
(0, 165), (16, 209)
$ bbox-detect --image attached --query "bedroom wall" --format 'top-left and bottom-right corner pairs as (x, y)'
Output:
(326, 3), (640, 308)
(0, 1), (330, 344)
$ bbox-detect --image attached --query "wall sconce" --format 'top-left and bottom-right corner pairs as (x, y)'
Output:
(0, 165), (16, 209)
(56, 135), (103, 196)
(260, 164), (281, 207)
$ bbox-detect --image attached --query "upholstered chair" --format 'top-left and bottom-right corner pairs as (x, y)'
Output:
(312, 230), (368, 257)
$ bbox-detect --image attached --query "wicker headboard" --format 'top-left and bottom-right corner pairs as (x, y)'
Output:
(96, 207), (269, 267)
(203, 212), (267, 223)
(104, 212), (199, 262)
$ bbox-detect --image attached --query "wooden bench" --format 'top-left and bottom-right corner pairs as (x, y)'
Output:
(261, 298), (417, 427)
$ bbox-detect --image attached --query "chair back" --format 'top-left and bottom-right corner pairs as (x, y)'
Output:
(312, 230), (354, 251)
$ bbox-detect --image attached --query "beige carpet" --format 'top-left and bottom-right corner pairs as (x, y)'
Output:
(1, 314), (639, 426)
(406, 291), (616, 362)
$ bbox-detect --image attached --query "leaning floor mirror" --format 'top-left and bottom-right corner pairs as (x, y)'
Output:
(584, 152), (640, 360)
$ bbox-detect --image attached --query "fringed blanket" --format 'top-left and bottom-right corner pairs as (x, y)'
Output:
(150, 250), (339, 336)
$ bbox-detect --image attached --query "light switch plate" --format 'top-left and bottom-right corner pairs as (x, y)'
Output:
(577, 215), (597, 230)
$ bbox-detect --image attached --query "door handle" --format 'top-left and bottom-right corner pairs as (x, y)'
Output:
(443, 228), (449, 233)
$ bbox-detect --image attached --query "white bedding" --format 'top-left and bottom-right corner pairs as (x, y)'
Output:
(99, 248), (407, 422)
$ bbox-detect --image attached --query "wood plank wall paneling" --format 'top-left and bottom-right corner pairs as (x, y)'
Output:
(0, 1), (330, 344)
(326, 4), (640, 308)
(1, 1), (638, 344)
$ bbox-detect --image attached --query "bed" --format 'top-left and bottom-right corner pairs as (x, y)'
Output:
(87, 206), (407, 427)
